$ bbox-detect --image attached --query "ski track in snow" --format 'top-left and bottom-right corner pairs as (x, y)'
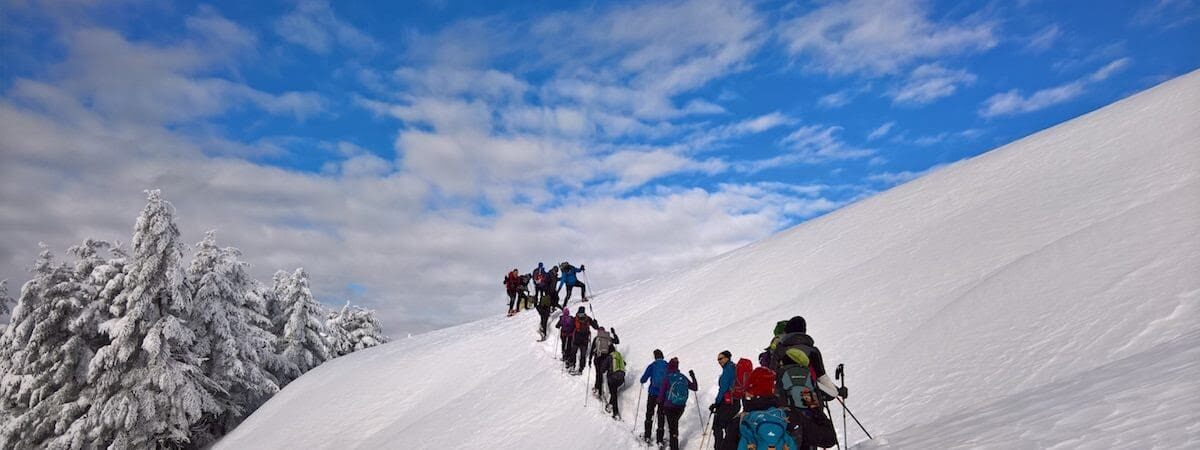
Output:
(218, 71), (1200, 449)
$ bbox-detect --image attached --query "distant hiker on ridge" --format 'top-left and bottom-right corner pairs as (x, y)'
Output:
(532, 262), (548, 303)
(640, 349), (668, 446)
(503, 269), (521, 316)
(558, 261), (588, 306)
(518, 272), (533, 310)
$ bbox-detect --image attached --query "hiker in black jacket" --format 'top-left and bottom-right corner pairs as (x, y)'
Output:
(768, 316), (843, 449)
(570, 307), (599, 375)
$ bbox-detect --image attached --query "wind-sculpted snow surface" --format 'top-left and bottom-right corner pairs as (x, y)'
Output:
(218, 70), (1200, 449)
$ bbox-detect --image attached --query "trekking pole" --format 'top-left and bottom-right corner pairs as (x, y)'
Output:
(824, 403), (841, 450)
(835, 397), (873, 440)
(698, 410), (713, 450)
(584, 361), (592, 408)
(837, 363), (848, 449)
(631, 387), (643, 434)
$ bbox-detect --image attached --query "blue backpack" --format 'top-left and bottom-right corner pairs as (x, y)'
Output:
(665, 372), (690, 407)
(738, 407), (796, 450)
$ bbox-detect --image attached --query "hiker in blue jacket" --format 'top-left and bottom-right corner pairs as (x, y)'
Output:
(709, 350), (738, 450)
(640, 349), (668, 445)
(558, 262), (588, 306)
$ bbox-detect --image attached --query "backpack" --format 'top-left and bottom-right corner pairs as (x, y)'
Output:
(594, 331), (613, 356)
(611, 350), (626, 372)
(739, 407), (795, 450)
(559, 314), (575, 334)
(776, 350), (818, 409)
(747, 366), (777, 398)
(665, 372), (690, 407)
(533, 270), (545, 286)
(725, 358), (754, 403)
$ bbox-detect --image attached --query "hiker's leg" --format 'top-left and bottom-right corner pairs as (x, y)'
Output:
(577, 281), (587, 300)
(644, 395), (657, 439)
(667, 409), (681, 450)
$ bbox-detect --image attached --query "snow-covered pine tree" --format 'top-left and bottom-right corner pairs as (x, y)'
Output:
(0, 279), (12, 332)
(186, 232), (279, 445)
(325, 303), (389, 358)
(274, 268), (329, 385)
(0, 246), (95, 448)
(323, 303), (352, 358)
(76, 190), (219, 448)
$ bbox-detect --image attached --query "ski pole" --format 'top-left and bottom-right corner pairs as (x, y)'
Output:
(585, 360), (592, 408)
(824, 403), (841, 450)
(699, 410), (713, 450)
(837, 363), (848, 449)
(835, 397), (873, 440)
(632, 386), (643, 433)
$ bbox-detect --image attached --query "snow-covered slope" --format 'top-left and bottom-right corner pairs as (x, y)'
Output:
(219, 71), (1200, 449)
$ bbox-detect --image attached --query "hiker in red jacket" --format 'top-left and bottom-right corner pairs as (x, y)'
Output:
(503, 269), (521, 316)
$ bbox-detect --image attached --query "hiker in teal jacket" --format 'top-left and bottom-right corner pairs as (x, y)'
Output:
(639, 349), (668, 445)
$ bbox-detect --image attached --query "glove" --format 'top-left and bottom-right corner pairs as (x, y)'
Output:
(580, 264), (585, 270)
(708, 404), (718, 413)
(838, 386), (849, 399)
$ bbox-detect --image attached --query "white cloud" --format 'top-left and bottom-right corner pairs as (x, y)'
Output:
(889, 64), (977, 105)
(868, 122), (896, 141)
(1090, 57), (1132, 82)
(1132, 0), (1200, 29)
(779, 0), (997, 76)
(1025, 24), (1062, 53)
(980, 58), (1131, 118)
(0, 1), (871, 336)
(274, 0), (379, 54)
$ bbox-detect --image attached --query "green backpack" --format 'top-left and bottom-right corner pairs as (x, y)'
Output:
(611, 350), (626, 372)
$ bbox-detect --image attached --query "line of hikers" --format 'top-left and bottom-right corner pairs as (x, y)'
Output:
(503, 261), (589, 317)
(548, 305), (850, 450)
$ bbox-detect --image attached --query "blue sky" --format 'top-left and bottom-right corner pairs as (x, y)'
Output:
(2, 0), (1197, 334)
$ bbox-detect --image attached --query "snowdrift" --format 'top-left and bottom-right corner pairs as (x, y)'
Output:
(219, 71), (1200, 449)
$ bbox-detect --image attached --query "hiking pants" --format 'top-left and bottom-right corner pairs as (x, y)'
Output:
(713, 402), (740, 450)
(537, 305), (551, 336)
(664, 405), (684, 450)
(644, 394), (665, 442)
(506, 289), (518, 311)
(564, 280), (587, 303)
(561, 335), (574, 366)
(575, 339), (590, 370)
(594, 365), (607, 395)
(607, 373), (625, 418)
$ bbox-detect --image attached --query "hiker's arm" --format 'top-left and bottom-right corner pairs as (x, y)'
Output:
(640, 366), (651, 384)
(611, 331), (619, 345)
(688, 370), (699, 391)
(816, 374), (839, 399)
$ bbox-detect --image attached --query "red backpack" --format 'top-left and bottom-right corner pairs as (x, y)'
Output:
(746, 366), (777, 398)
(725, 358), (755, 403)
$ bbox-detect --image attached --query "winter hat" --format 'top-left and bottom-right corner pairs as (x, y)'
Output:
(719, 350), (732, 360)
(653, 349), (664, 360)
(538, 262), (544, 268)
(784, 316), (807, 333)
(577, 306), (586, 314)
(667, 357), (679, 372)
